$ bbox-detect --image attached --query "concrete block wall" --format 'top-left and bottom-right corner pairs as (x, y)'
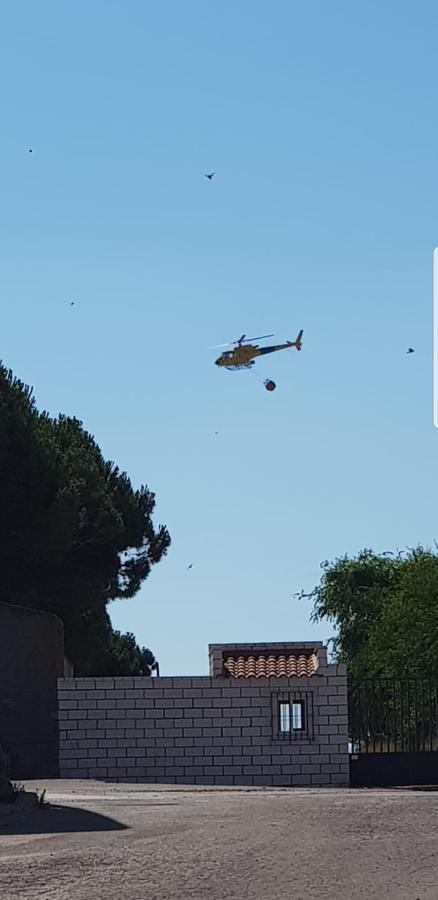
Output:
(0, 603), (65, 778)
(57, 664), (349, 786)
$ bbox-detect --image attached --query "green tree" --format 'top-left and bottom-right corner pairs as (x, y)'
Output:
(103, 631), (158, 677)
(303, 547), (438, 679)
(0, 363), (170, 675)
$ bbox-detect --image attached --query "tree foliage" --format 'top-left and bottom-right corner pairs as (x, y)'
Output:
(0, 363), (170, 675)
(303, 547), (438, 680)
(103, 631), (158, 677)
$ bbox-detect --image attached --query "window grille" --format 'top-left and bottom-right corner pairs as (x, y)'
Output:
(272, 691), (314, 741)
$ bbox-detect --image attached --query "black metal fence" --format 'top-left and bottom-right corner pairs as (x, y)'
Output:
(349, 678), (438, 754)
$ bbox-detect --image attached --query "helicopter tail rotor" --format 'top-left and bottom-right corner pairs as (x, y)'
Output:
(287, 329), (303, 350)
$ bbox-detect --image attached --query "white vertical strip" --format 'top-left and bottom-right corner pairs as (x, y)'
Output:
(279, 702), (290, 732)
(434, 248), (438, 427)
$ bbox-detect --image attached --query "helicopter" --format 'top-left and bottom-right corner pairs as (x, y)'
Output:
(214, 330), (303, 371)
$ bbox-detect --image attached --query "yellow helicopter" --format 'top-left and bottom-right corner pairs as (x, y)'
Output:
(214, 330), (303, 371)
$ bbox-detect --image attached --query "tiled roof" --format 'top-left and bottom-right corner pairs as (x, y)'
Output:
(223, 653), (319, 678)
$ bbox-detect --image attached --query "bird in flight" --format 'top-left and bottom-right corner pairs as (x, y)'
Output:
(28, 149), (33, 153)
(205, 172), (215, 180)
(69, 301), (75, 306)
(187, 563), (193, 569)
(407, 348), (415, 354)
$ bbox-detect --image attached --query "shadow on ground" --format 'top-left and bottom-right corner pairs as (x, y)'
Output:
(0, 794), (127, 835)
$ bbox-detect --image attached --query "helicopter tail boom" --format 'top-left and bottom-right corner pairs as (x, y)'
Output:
(258, 330), (304, 356)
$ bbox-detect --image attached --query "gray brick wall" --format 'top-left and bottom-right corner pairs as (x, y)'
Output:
(57, 664), (349, 786)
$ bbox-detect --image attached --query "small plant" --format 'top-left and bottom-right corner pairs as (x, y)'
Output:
(36, 788), (49, 807)
(11, 782), (25, 795)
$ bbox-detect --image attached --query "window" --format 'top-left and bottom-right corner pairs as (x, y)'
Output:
(272, 691), (314, 742)
(279, 700), (304, 733)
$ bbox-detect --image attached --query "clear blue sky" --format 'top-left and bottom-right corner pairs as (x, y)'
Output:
(2, 1), (437, 674)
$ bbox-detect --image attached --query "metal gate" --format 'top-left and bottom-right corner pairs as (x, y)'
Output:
(348, 678), (438, 786)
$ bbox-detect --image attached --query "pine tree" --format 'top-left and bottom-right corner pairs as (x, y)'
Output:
(0, 363), (170, 675)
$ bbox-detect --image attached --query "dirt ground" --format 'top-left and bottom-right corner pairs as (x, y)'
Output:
(0, 780), (436, 900)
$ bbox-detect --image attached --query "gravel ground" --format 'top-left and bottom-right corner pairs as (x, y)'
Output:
(0, 780), (437, 900)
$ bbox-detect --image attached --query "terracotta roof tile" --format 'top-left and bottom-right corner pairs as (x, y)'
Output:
(223, 653), (318, 678)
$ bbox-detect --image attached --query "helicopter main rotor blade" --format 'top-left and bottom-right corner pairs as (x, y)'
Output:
(210, 333), (275, 349)
(238, 333), (274, 343)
